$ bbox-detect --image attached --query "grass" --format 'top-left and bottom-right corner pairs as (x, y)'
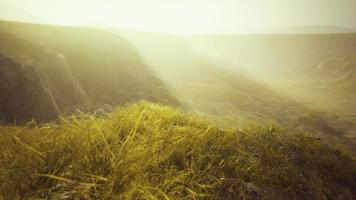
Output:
(0, 102), (355, 199)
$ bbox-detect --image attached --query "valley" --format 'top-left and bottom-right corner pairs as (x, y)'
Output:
(1, 21), (356, 151)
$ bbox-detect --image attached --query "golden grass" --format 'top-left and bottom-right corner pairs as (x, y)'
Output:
(0, 102), (355, 199)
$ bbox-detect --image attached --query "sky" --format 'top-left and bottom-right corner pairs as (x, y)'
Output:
(1, 0), (356, 34)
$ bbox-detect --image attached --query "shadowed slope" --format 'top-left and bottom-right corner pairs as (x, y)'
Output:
(0, 33), (89, 123)
(0, 21), (179, 106)
(0, 54), (60, 122)
(0, 21), (179, 122)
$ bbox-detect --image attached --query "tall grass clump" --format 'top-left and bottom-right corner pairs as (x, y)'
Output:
(0, 102), (355, 199)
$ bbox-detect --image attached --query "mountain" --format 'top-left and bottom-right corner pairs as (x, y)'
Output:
(1, 22), (354, 149)
(0, 21), (179, 123)
(273, 25), (356, 34)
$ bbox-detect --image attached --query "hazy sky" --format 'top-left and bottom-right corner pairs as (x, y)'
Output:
(1, 0), (356, 33)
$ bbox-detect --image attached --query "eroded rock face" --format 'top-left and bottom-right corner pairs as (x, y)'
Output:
(0, 54), (59, 123)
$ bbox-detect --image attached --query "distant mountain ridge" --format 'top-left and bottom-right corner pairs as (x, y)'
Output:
(272, 25), (356, 34)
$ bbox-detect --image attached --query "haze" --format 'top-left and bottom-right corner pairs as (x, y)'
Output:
(1, 0), (356, 34)
(1, 0), (356, 198)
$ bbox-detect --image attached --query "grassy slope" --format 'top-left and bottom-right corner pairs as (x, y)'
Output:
(1, 102), (355, 199)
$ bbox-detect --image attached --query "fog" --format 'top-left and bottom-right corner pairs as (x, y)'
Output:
(1, 2), (356, 198)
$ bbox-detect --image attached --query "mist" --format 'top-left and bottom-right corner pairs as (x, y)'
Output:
(1, 1), (356, 199)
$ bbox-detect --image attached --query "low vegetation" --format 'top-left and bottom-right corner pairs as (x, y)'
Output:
(0, 102), (355, 199)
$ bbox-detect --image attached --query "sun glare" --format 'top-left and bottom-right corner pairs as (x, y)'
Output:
(2, 0), (253, 34)
(2, 0), (356, 34)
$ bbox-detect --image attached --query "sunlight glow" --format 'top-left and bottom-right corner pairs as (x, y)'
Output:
(1, 0), (356, 34)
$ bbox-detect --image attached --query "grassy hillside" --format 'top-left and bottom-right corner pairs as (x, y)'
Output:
(0, 102), (355, 199)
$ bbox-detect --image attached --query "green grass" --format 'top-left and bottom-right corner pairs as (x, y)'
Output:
(0, 102), (355, 199)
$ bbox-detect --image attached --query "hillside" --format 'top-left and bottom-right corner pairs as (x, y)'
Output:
(0, 21), (179, 123)
(185, 33), (356, 150)
(1, 22), (354, 150)
(1, 102), (355, 199)
(188, 34), (356, 81)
